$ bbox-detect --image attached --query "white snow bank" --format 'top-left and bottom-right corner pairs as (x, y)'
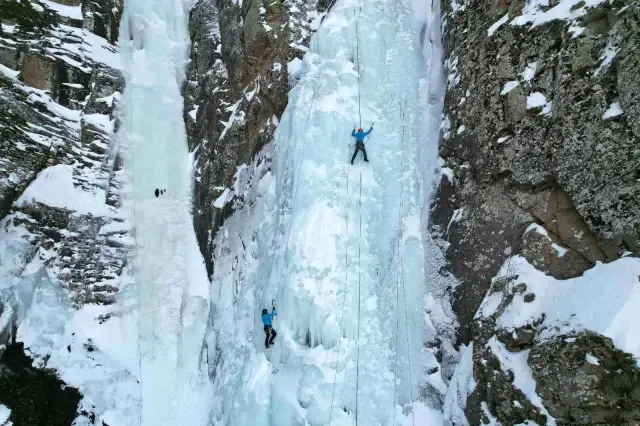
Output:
(501, 81), (520, 95)
(511, 0), (607, 28)
(213, 188), (232, 209)
(585, 353), (600, 365)
(488, 14), (509, 36)
(16, 164), (111, 216)
(602, 101), (623, 119)
(441, 167), (454, 183)
(0, 63), (19, 78)
(288, 57), (303, 86)
(83, 113), (115, 134)
(526, 92), (552, 115)
(478, 255), (640, 360)
(41, 0), (82, 20)
(526, 92), (547, 109)
(0, 404), (10, 425)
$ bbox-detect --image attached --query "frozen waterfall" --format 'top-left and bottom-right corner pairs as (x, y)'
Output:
(206, 0), (456, 425)
(119, 0), (212, 424)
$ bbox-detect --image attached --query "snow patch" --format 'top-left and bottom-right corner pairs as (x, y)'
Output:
(488, 337), (557, 425)
(511, 0), (607, 29)
(526, 92), (552, 115)
(441, 167), (454, 183)
(602, 101), (623, 119)
(594, 34), (620, 76)
(188, 104), (199, 120)
(219, 99), (245, 140)
(481, 255), (640, 360)
(0, 405), (10, 425)
(501, 80), (520, 95)
(16, 164), (110, 216)
(288, 57), (303, 86)
(585, 353), (600, 365)
(0, 63), (20, 79)
(41, 0), (82, 20)
(521, 62), (537, 83)
(447, 207), (464, 235)
(213, 188), (232, 209)
(526, 92), (547, 109)
(488, 14), (510, 36)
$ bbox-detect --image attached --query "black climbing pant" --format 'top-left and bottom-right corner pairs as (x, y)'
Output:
(351, 142), (368, 164)
(264, 325), (276, 348)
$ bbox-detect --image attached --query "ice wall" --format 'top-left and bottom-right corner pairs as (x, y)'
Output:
(118, 0), (212, 424)
(207, 0), (456, 425)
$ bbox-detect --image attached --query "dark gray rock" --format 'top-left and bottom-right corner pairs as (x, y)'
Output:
(0, 0), (126, 423)
(184, 0), (319, 276)
(531, 333), (640, 425)
(435, 0), (640, 348)
(0, 342), (82, 426)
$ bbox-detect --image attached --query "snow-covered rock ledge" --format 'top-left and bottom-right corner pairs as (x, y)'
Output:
(463, 255), (640, 425)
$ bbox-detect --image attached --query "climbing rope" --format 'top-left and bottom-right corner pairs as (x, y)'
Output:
(355, 169), (363, 424)
(266, 87), (318, 307)
(223, 88), (318, 426)
(396, 101), (416, 426)
(354, 10), (362, 128)
(329, 164), (350, 423)
(126, 41), (144, 426)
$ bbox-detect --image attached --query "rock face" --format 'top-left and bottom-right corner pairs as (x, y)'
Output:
(0, 0), (126, 423)
(434, 0), (640, 343)
(0, 341), (82, 426)
(434, 0), (640, 422)
(184, 0), (321, 277)
(466, 275), (640, 426)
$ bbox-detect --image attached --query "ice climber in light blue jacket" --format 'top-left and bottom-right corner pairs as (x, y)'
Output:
(261, 306), (277, 349)
(351, 125), (373, 164)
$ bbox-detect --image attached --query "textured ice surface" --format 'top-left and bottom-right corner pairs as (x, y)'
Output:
(118, 0), (213, 424)
(205, 0), (457, 425)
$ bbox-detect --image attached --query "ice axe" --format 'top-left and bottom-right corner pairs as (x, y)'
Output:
(365, 122), (375, 143)
(272, 299), (277, 316)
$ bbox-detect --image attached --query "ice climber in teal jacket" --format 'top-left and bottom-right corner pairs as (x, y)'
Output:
(351, 125), (373, 164)
(262, 307), (277, 349)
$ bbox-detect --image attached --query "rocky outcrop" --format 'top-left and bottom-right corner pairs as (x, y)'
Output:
(466, 274), (640, 426)
(184, 0), (321, 276)
(0, 341), (82, 426)
(434, 0), (640, 343)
